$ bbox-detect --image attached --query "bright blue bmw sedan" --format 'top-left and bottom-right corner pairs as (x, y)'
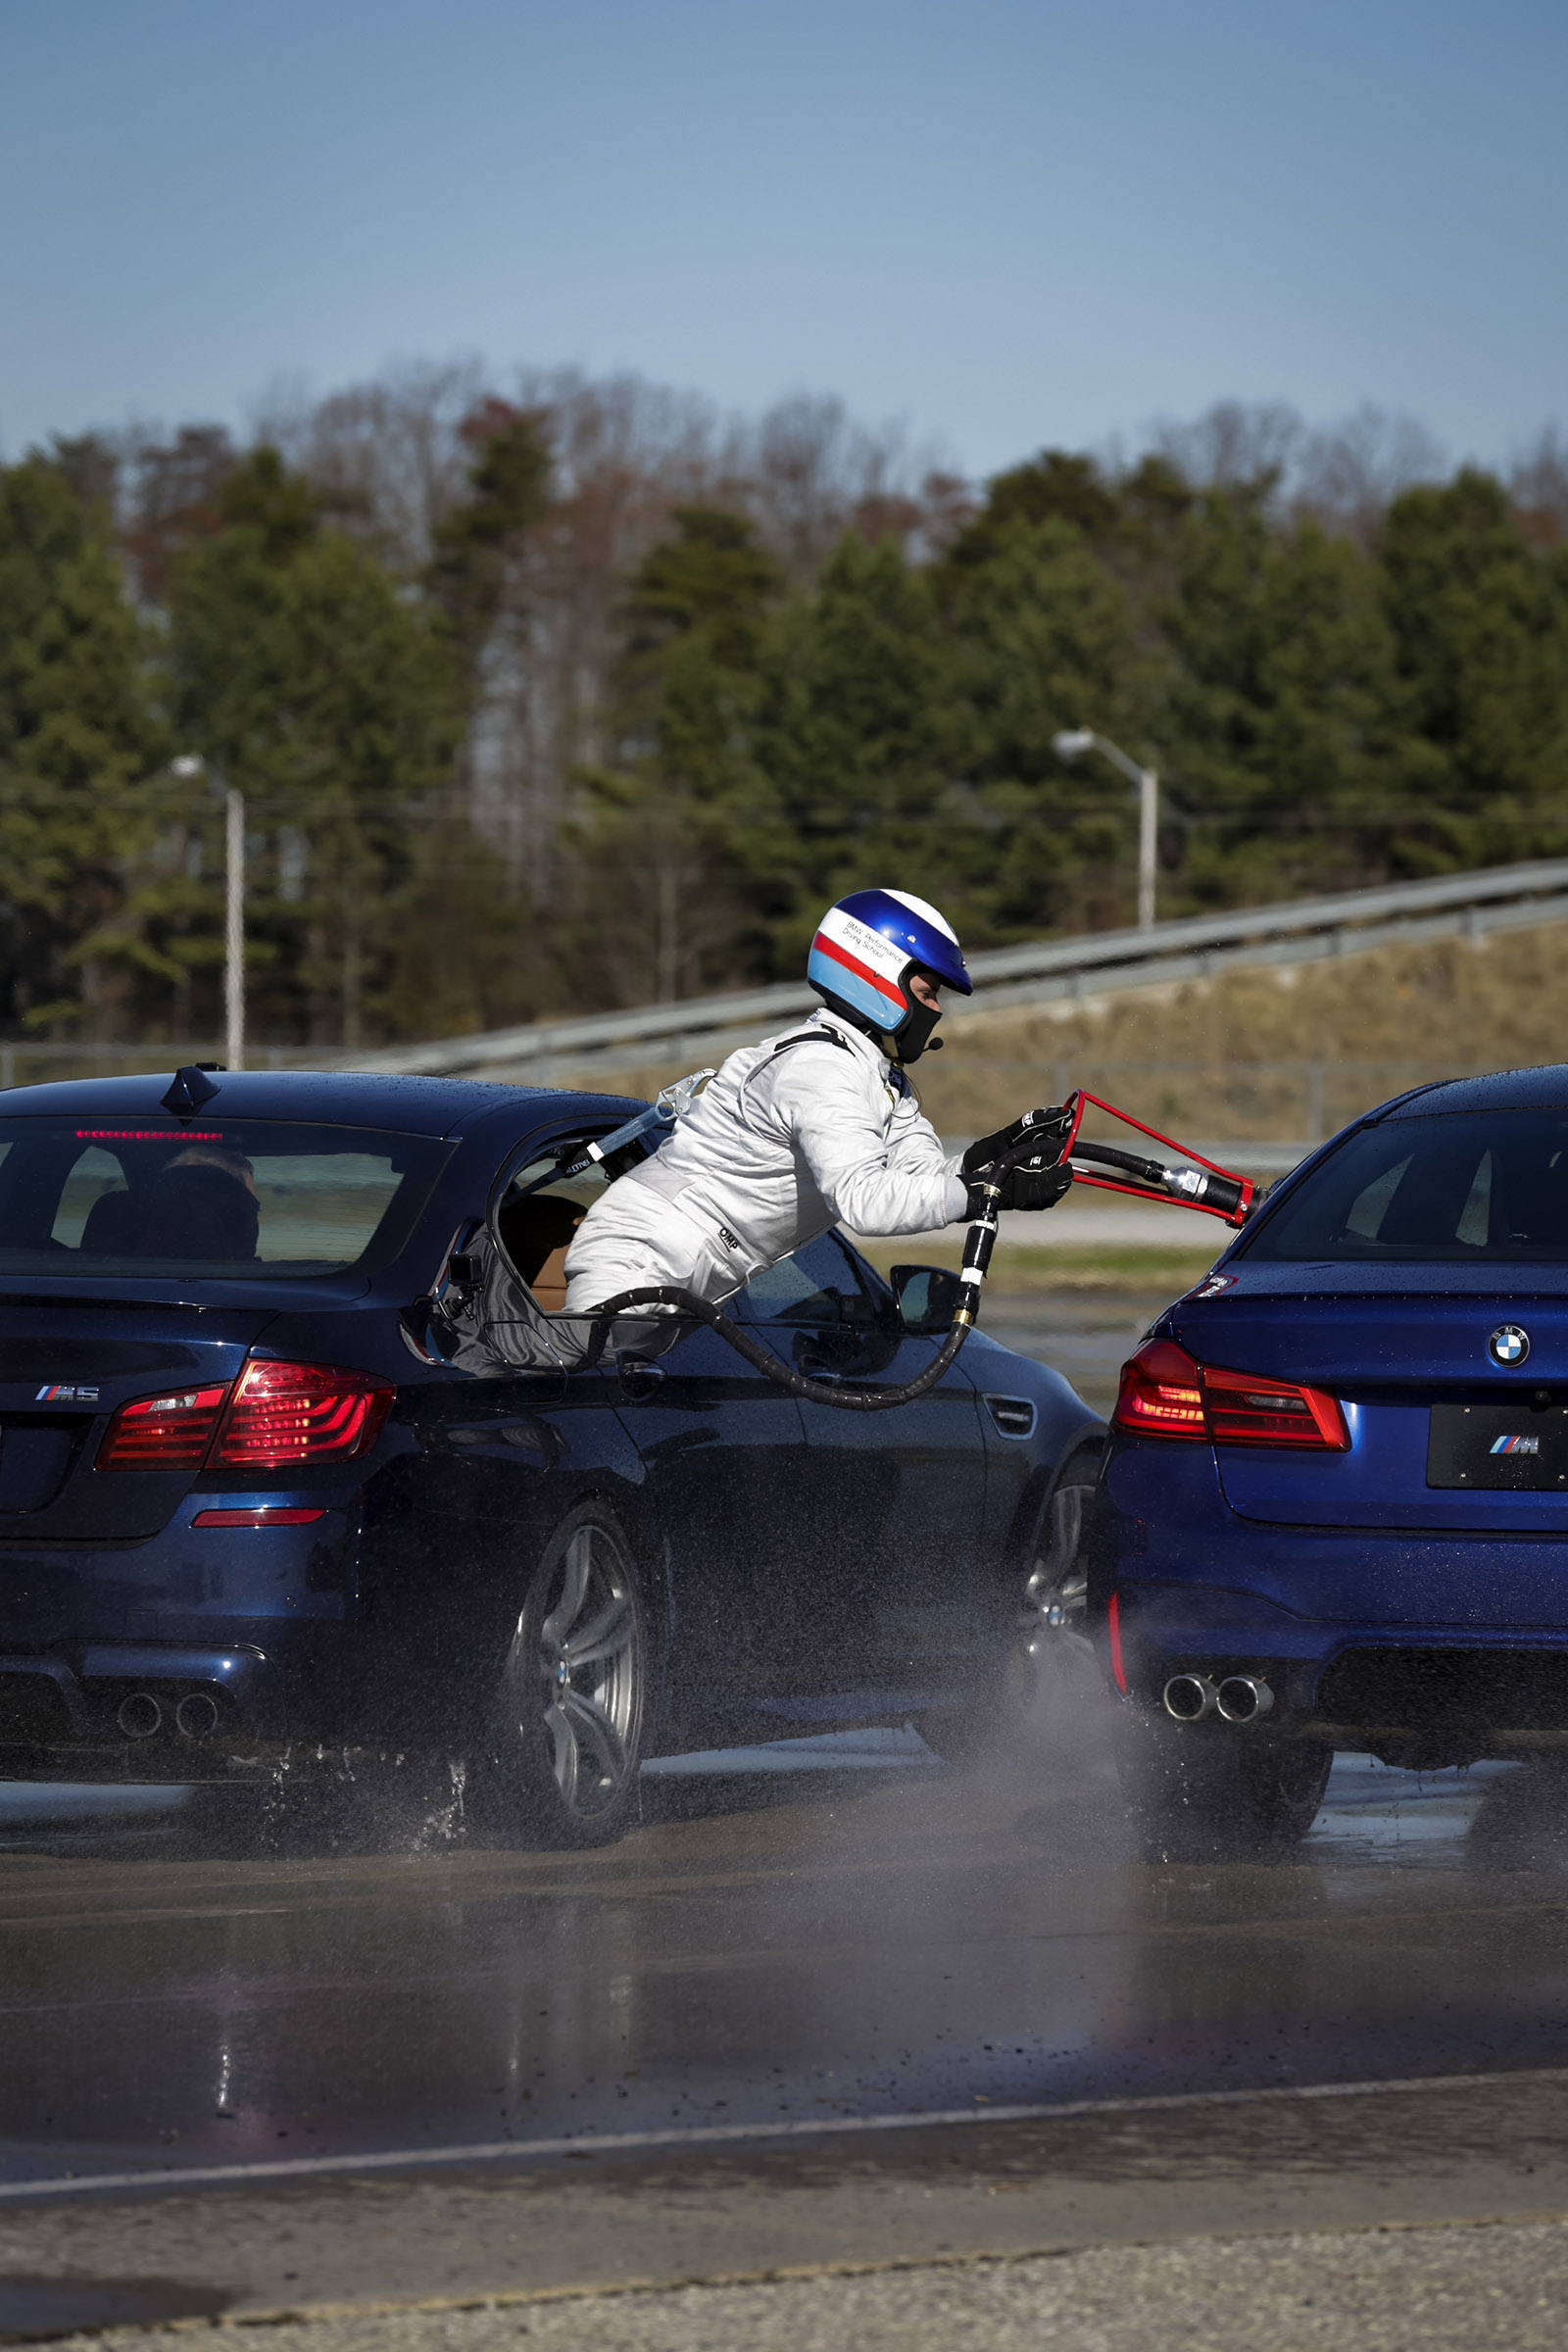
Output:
(1092, 1065), (1568, 1856)
(0, 1066), (1102, 1846)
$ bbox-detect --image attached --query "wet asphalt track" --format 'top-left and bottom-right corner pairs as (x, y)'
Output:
(7, 1296), (1568, 2341)
(3, 1735), (1568, 2195)
(8, 1737), (1568, 2341)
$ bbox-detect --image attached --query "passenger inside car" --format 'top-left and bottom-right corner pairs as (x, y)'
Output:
(139, 1154), (261, 1260)
(78, 1146), (262, 1261)
(78, 1185), (141, 1253)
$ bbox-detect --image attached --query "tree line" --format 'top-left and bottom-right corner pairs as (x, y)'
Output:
(2, 365), (1565, 1047)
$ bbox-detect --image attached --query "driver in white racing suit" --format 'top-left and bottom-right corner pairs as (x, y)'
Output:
(562, 888), (1070, 1316)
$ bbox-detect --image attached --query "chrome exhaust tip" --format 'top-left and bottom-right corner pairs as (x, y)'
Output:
(1162, 1673), (1218, 1722)
(1215, 1674), (1274, 1725)
(174, 1691), (220, 1741)
(117, 1691), (162, 1740)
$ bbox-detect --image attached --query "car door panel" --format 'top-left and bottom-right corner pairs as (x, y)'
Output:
(735, 1234), (988, 1696)
(611, 1321), (808, 1743)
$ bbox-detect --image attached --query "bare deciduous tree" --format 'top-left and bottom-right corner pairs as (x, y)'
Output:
(1294, 404), (1446, 546)
(1150, 399), (1305, 493)
(1510, 425), (1568, 550)
(171, 363), (959, 928)
(255, 358), (489, 574)
(122, 424), (237, 602)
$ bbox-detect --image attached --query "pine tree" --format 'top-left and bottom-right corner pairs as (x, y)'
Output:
(170, 449), (459, 1047)
(0, 450), (167, 1035)
(1382, 468), (1568, 864)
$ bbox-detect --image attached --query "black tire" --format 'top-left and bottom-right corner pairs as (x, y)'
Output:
(1115, 1711), (1333, 1861)
(917, 1451), (1102, 1760)
(471, 1500), (648, 1848)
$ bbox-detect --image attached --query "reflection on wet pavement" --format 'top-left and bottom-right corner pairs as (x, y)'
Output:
(5, 1722), (1568, 2192)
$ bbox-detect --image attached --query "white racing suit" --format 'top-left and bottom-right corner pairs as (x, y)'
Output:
(562, 1007), (969, 1314)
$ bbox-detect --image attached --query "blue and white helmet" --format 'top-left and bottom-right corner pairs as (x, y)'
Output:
(807, 889), (972, 1060)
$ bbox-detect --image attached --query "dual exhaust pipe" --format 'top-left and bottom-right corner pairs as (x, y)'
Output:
(1162, 1672), (1274, 1725)
(116, 1690), (221, 1742)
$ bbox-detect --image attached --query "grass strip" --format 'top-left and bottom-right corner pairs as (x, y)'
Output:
(851, 1239), (1220, 1295)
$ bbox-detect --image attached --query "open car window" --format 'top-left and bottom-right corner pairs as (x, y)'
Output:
(0, 1119), (451, 1280)
(492, 1137), (613, 1309)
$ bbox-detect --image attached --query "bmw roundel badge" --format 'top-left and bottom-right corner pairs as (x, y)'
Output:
(1489, 1324), (1530, 1367)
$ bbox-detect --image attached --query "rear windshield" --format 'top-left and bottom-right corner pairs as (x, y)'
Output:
(0, 1118), (451, 1281)
(1247, 1107), (1568, 1265)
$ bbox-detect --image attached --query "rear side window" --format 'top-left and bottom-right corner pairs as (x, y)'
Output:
(1247, 1109), (1568, 1264)
(0, 1119), (451, 1280)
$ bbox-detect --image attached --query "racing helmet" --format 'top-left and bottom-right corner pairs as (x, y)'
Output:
(807, 889), (972, 1061)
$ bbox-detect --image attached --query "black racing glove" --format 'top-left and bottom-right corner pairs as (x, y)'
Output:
(961, 1104), (1075, 1217)
(960, 1103), (1073, 1179)
(964, 1154), (1074, 1217)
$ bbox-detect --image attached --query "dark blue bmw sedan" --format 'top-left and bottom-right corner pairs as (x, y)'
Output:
(0, 1067), (1101, 1845)
(1093, 1065), (1568, 1855)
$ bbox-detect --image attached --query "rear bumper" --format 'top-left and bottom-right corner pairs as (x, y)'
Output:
(0, 1503), (363, 1771)
(1095, 1437), (1568, 1762)
(0, 1643), (289, 1777)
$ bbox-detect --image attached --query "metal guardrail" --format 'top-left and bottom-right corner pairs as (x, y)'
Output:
(340, 858), (1568, 1083)
(9, 859), (1568, 1094)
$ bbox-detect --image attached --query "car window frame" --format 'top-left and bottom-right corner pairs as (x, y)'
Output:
(485, 1114), (643, 1303)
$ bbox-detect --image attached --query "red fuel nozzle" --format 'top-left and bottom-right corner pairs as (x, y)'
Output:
(1059, 1093), (1255, 1228)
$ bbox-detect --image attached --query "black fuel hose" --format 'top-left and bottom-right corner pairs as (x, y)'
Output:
(1069, 1137), (1248, 1219)
(583, 1280), (974, 1411)
(1070, 1138), (1168, 1185)
(581, 1127), (1054, 1412)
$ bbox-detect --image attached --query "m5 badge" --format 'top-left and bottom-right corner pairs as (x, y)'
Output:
(35, 1384), (99, 1402)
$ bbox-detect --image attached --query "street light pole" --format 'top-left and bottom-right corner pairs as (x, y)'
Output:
(224, 784), (245, 1071)
(1053, 728), (1159, 933)
(1136, 761), (1156, 933)
(172, 752), (246, 1066)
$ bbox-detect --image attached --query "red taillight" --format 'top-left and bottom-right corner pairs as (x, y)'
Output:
(210, 1359), (394, 1470)
(97, 1361), (392, 1476)
(1113, 1340), (1348, 1451)
(1201, 1360), (1348, 1448)
(1113, 1340), (1207, 1440)
(98, 1385), (231, 1471)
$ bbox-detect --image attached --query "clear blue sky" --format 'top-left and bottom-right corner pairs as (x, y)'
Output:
(2, 0), (1563, 478)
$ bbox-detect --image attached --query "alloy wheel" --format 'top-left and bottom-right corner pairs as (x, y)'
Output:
(1008, 1464), (1099, 1726)
(522, 1518), (644, 1824)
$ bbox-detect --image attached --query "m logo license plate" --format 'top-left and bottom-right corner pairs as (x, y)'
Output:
(1430, 1403), (1568, 1490)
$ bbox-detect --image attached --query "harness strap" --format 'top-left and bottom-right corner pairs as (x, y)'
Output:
(740, 1025), (911, 1119)
(738, 1024), (869, 1113)
(764, 1028), (855, 1061)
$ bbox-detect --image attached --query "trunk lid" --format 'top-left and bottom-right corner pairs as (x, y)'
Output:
(0, 1295), (277, 1540)
(1175, 1273), (1568, 1537)
(1172, 1274), (1568, 1631)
